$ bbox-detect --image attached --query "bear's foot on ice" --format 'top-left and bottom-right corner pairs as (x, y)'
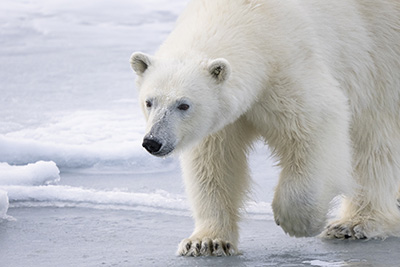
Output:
(322, 220), (368, 239)
(322, 215), (400, 240)
(177, 238), (237, 257)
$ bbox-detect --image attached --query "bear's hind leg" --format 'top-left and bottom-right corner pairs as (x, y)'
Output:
(177, 117), (256, 256)
(324, 125), (400, 239)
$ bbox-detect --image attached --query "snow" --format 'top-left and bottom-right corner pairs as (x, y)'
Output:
(0, 161), (60, 186)
(303, 260), (349, 266)
(0, 160), (59, 220)
(1, 0), (400, 266)
(0, 0), (186, 170)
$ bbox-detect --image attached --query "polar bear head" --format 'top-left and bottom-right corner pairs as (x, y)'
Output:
(130, 52), (231, 157)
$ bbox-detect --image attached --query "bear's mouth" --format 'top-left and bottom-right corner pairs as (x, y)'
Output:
(149, 147), (174, 157)
(142, 137), (174, 157)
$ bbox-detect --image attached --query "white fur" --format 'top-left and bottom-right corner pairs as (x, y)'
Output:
(131, 0), (400, 256)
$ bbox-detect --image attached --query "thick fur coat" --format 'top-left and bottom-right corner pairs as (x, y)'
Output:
(131, 0), (400, 256)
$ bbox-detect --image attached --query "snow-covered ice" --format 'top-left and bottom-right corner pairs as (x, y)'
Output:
(0, 161), (60, 186)
(1, 0), (400, 266)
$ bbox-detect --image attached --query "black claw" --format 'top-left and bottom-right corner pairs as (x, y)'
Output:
(221, 242), (227, 252)
(214, 243), (219, 250)
(185, 242), (191, 251)
(196, 243), (201, 250)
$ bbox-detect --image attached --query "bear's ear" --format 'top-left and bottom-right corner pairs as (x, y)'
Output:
(130, 52), (153, 76)
(207, 58), (231, 83)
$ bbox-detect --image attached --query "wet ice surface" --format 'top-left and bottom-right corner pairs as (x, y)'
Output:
(3, 167), (400, 267)
(2, 168), (400, 267)
(1, 0), (400, 266)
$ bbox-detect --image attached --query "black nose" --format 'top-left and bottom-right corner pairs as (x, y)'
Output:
(142, 138), (162, 154)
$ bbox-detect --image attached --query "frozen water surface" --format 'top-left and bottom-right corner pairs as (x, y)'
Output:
(1, 0), (400, 266)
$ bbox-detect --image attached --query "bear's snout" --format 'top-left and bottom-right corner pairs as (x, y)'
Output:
(142, 137), (163, 154)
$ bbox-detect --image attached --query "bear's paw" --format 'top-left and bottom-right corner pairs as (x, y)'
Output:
(177, 238), (237, 257)
(322, 219), (371, 239)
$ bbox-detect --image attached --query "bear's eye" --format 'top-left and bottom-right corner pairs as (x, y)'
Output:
(145, 100), (152, 108)
(177, 103), (190, 111)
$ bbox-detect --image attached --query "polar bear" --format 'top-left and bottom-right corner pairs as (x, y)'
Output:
(130, 0), (400, 256)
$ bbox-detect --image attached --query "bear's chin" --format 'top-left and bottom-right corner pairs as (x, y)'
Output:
(147, 147), (174, 158)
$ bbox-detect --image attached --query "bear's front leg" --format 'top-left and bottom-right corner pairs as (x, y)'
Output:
(177, 118), (255, 256)
(271, 126), (353, 237)
(267, 78), (354, 237)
